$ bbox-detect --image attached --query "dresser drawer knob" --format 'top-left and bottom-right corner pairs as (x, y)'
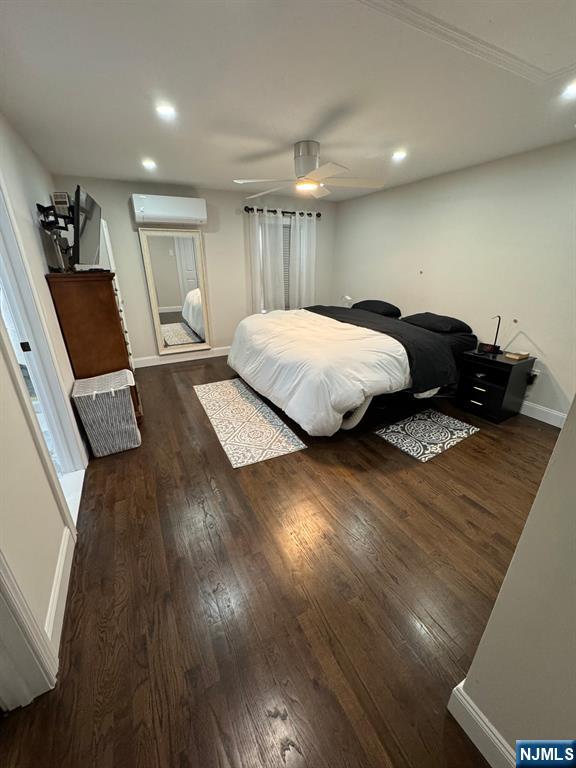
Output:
(473, 386), (486, 392)
(470, 399), (483, 406)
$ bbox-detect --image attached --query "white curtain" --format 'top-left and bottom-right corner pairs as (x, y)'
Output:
(289, 213), (317, 309)
(246, 209), (285, 312)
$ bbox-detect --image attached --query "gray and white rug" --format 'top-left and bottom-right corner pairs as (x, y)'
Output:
(375, 409), (479, 462)
(194, 378), (306, 468)
(162, 322), (201, 346)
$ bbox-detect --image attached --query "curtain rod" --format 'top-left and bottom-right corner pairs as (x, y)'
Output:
(243, 206), (321, 219)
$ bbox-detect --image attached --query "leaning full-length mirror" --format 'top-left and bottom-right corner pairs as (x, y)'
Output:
(139, 229), (210, 355)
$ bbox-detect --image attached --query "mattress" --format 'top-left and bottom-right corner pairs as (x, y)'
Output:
(228, 308), (475, 437)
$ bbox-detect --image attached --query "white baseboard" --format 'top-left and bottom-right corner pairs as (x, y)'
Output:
(448, 681), (515, 768)
(520, 401), (566, 428)
(44, 527), (75, 653)
(59, 469), (85, 525)
(0, 548), (58, 691)
(134, 346), (230, 368)
(0, 591), (55, 709)
(158, 305), (181, 313)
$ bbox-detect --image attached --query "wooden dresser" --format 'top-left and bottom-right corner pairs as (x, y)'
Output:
(46, 272), (142, 421)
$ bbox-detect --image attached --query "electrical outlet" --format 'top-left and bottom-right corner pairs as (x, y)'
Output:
(527, 369), (540, 386)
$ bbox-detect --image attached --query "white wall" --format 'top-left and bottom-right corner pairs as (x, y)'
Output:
(148, 235), (181, 309)
(0, 114), (75, 394)
(449, 395), (575, 764)
(54, 176), (337, 362)
(333, 142), (576, 417)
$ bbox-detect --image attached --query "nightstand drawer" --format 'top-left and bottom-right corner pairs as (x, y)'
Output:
(458, 379), (504, 410)
(455, 351), (536, 423)
(460, 360), (510, 388)
(458, 396), (502, 421)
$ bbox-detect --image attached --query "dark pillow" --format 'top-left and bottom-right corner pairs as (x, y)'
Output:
(352, 299), (401, 318)
(402, 312), (472, 334)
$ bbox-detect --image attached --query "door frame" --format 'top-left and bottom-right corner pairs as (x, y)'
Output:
(0, 317), (77, 708)
(175, 238), (199, 302)
(0, 174), (88, 474)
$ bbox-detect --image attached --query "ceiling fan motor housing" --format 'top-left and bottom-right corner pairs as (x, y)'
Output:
(294, 140), (320, 178)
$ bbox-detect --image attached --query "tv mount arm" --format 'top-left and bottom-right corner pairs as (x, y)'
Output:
(37, 202), (74, 255)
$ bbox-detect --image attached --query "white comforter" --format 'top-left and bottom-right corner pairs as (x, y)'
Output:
(228, 309), (411, 436)
(182, 288), (205, 341)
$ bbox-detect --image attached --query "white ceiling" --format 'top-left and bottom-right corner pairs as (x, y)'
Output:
(0, 0), (575, 201)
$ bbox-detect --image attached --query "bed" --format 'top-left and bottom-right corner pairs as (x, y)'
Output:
(228, 306), (476, 436)
(182, 288), (205, 341)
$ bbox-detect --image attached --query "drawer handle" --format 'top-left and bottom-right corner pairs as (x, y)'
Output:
(473, 386), (486, 392)
(470, 399), (483, 406)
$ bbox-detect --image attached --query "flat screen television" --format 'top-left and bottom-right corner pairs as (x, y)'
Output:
(72, 186), (101, 267)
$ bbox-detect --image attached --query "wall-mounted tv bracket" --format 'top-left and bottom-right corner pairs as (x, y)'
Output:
(37, 202), (74, 256)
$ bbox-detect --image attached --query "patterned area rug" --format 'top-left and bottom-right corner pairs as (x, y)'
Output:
(375, 409), (479, 462)
(162, 322), (201, 346)
(194, 378), (306, 468)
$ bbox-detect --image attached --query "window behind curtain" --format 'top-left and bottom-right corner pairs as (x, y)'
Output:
(247, 209), (316, 313)
(282, 216), (291, 310)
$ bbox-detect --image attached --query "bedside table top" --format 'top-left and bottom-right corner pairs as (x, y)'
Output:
(462, 350), (536, 367)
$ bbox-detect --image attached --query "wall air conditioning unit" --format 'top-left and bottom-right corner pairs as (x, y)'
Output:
(131, 194), (207, 225)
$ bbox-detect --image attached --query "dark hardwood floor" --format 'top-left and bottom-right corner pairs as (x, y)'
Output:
(0, 357), (558, 767)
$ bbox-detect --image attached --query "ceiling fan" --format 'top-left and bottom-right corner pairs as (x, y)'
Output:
(233, 140), (385, 199)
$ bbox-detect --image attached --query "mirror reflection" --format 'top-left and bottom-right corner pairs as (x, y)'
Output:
(140, 229), (209, 354)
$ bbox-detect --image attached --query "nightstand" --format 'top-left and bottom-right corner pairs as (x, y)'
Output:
(456, 351), (536, 423)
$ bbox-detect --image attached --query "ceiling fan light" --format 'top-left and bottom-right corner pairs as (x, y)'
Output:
(561, 80), (576, 100)
(295, 179), (319, 192)
(392, 148), (408, 163)
(155, 102), (177, 121)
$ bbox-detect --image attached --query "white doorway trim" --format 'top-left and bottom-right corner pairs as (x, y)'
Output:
(175, 236), (199, 302)
(0, 554), (58, 710)
(0, 173), (88, 474)
(0, 318), (76, 533)
(0, 318), (77, 709)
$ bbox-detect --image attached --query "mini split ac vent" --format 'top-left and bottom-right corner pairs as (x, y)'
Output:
(131, 194), (207, 225)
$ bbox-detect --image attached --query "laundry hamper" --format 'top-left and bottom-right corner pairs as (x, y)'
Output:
(72, 369), (141, 457)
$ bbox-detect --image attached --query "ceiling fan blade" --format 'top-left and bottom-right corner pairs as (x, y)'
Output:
(322, 177), (385, 189)
(307, 162), (349, 182)
(234, 179), (293, 184)
(237, 147), (288, 163)
(308, 101), (357, 139)
(311, 187), (331, 199)
(244, 185), (292, 200)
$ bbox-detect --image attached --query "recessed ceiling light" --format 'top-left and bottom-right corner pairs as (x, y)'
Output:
(392, 149), (408, 163)
(295, 179), (319, 192)
(561, 81), (576, 100)
(155, 102), (177, 120)
(142, 158), (157, 171)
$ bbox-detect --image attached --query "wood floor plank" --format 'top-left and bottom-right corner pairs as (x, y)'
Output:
(0, 357), (558, 768)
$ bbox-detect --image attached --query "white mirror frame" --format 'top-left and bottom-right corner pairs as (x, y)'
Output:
(138, 228), (211, 356)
